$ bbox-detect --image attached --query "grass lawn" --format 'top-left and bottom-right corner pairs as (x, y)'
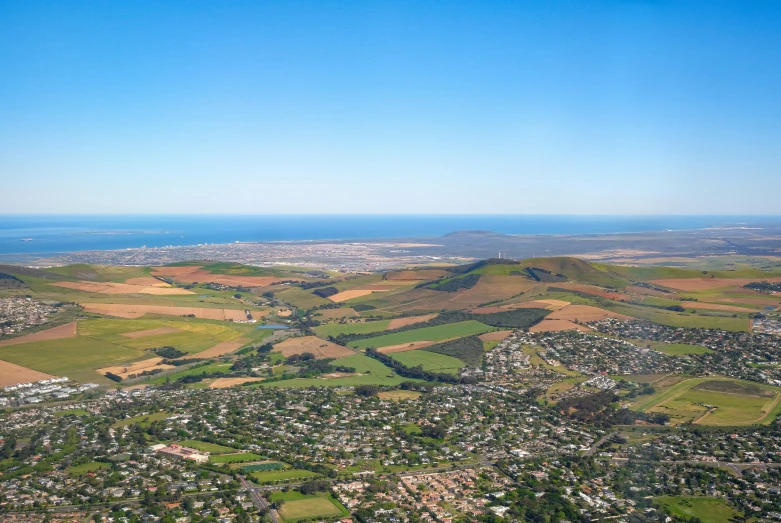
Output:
(209, 452), (265, 464)
(650, 343), (714, 356)
(313, 320), (390, 337)
(389, 350), (464, 375)
(654, 496), (740, 523)
(113, 411), (170, 428)
(54, 408), (91, 417)
(349, 320), (494, 350)
(249, 469), (319, 484)
(176, 440), (237, 454)
(273, 492), (348, 522)
(67, 461), (110, 475)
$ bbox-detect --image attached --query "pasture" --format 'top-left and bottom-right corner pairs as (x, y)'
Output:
(633, 378), (781, 426)
(262, 353), (417, 388)
(389, 350), (464, 374)
(313, 320), (390, 338)
(348, 320), (495, 350)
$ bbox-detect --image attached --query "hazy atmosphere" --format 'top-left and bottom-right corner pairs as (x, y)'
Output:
(2, 0), (781, 214)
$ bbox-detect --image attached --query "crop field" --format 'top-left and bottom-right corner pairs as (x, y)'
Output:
(313, 320), (390, 338)
(547, 304), (633, 322)
(120, 327), (181, 338)
(633, 378), (781, 425)
(377, 341), (439, 353)
(145, 362), (233, 385)
(0, 359), (54, 387)
(387, 314), (438, 329)
(52, 281), (193, 295)
(98, 357), (175, 380)
(312, 307), (359, 320)
(682, 301), (759, 312)
(530, 319), (592, 333)
(389, 350), (464, 374)
(0, 321), (78, 347)
(348, 320), (494, 350)
(276, 287), (332, 309)
(80, 303), (251, 321)
(654, 497), (740, 523)
(329, 289), (386, 302)
(478, 330), (513, 341)
(273, 336), (354, 359)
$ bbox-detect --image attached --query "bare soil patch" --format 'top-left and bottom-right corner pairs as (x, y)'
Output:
(314, 308), (359, 320)
(329, 289), (387, 302)
(124, 277), (170, 287)
(548, 304), (633, 322)
(150, 266), (202, 277)
(529, 319), (592, 333)
(81, 303), (250, 321)
(387, 314), (437, 330)
(681, 302), (757, 312)
(209, 377), (265, 388)
(121, 327), (182, 339)
(98, 357), (175, 380)
(479, 330), (513, 341)
(52, 281), (193, 295)
(273, 336), (354, 359)
(0, 322), (78, 347)
(625, 285), (671, 297)
(195, 338), (250, 358)
(0, 360), (55, 386)
(377, 341), (437, 354)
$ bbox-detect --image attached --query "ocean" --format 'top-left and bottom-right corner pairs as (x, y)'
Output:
(0, 215), (779, 256)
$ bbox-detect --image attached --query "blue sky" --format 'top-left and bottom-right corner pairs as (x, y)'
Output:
(1, 0), (780, 214)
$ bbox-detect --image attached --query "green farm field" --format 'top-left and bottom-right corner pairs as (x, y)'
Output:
(389, 349), (464, 374)
(313, 320), (390, 337)
(348, 320), (495, 349)
(261, 353), (420, 388)
(633, 378), (781, 426)
(0, 316), (260, 383)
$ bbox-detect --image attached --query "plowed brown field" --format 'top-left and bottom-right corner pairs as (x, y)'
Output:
(273, 336), (353, 359)
(479, 330), (513, 341)
(387, 314), (437, 330)
(52, 281), (193, 295)
(193, 337), (250, 358)
(530, 320), (592, 333)
(81, 303), (250, 321)
(547, 304), (633, 322)
(98, 358), (175, 380)
(0, 360), (55, 386)
(0, 322), (77, 347)
(209, 377), (265, 388)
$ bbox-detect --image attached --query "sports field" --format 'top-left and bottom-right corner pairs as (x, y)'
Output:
(249, 468), (319, 484)
(654, 497), (740, 523)
(348, 320), (494, 350)
(271, 491), (348, 522)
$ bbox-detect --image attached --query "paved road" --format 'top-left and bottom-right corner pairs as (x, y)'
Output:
(240, 475), (281, 523)
(584, 432), (614, 456)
